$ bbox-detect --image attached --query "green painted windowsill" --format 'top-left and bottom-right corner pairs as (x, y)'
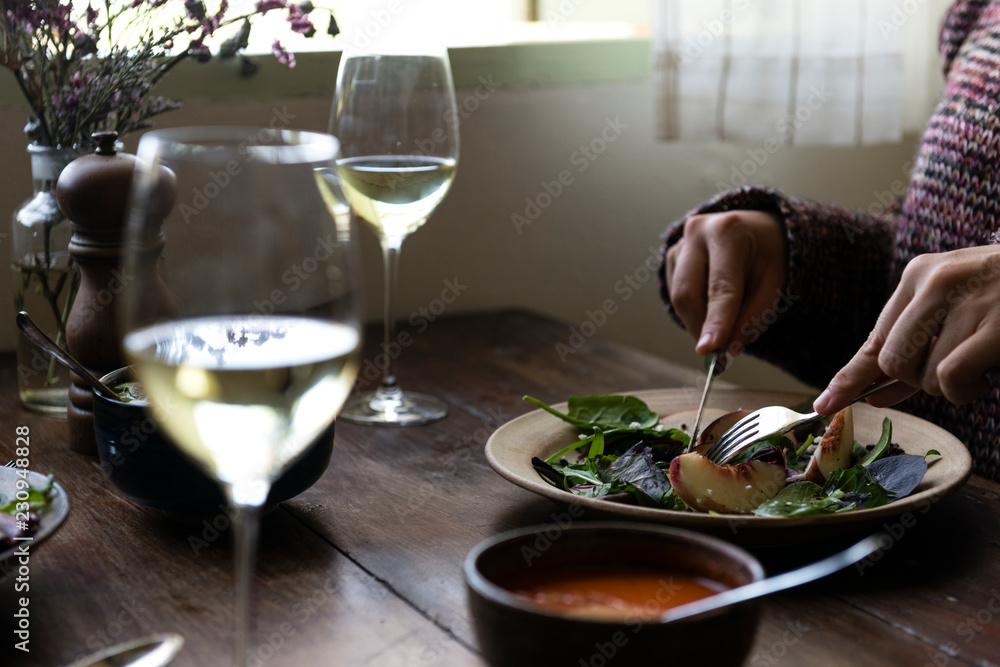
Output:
(0, 38), (651, 108)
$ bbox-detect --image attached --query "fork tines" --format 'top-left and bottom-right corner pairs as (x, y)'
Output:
(705, 412), (760, 462)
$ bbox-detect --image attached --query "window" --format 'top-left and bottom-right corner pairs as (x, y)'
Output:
(254, 0), (650, 54)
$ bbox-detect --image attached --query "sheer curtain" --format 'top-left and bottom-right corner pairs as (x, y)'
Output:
(652, 0), (952, 145)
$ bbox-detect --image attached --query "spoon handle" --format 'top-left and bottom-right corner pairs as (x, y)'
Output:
(660, 531), (884, 622)
(15, 311), (122, 401)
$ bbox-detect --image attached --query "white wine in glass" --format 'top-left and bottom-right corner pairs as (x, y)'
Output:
(331, 46), (459, 426)
(121, 127), (361, 666)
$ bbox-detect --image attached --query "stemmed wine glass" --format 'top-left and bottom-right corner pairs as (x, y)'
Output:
(120, 127), (362, 666)
(330, 44), (459, 425)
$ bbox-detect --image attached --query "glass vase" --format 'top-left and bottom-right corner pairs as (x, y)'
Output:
(10, 144), (81, 414)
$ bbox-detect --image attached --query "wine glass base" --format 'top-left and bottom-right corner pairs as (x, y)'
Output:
(340, 390), (448, 426)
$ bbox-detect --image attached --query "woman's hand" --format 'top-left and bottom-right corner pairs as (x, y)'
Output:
(665, 210), (788, 356)
(814, 244), (1000, 414)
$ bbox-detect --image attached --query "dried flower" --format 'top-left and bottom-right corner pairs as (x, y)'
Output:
(1, 0), (339, 149)
(271, 39), (294, 68)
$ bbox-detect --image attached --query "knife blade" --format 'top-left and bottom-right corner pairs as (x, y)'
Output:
(686, 352), (719, 453)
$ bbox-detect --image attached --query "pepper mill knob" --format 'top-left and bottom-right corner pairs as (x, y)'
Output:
(55, 131), (175, 455)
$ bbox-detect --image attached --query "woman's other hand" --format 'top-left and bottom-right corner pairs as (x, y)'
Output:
(665, 209), (788, 356)
(815, 244), (1000, 413)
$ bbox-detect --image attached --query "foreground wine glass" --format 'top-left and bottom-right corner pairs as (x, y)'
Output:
(331, 45), (459, 425)
(120, 127), (361, 666)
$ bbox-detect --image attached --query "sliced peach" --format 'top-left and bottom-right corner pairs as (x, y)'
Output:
(658, 408), (749, 454)
(694, 409), (752, 452)
(658, 408), (726, 435)
(668, 451), (786, 514)
(804, 406), (855, 485)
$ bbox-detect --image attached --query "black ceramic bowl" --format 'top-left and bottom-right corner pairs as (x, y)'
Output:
(92, 366), (334, 516)
(465, 522), (764, 667)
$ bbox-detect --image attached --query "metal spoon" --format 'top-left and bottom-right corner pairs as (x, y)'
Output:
(660, 531), (884, 622)
(15, 310), (123, 401)
(66, 633), (183, 667)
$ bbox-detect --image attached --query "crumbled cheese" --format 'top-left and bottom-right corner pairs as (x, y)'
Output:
(707, 489), (713, 496)
(628, 421), (641, 429)
(746, 484), (752, 490)
(653, 423), (665, 431)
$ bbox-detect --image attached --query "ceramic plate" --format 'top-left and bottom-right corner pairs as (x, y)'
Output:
(0, 467), (70, 562)
(485, 389), (973, 546)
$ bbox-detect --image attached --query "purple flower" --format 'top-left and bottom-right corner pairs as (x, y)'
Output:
(11, 4), (46, 31)
(271, 39), (295, 68)
(189, 42), (211, 62)
(286, 6), (314, 37)
(50, 4), (73, 33)
(255, 0), (285, 13)
(3, 0), (340, 147)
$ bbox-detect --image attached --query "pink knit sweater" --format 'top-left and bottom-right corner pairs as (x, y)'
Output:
(660, 0), (1000, 480)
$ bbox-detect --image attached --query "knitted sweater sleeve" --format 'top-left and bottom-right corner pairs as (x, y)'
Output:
(658, 186), (897, 388)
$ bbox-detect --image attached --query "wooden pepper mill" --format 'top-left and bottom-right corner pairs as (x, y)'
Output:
(56, 131), (175, 454)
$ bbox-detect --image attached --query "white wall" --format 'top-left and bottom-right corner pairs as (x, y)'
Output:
(0, 74), (920, 393)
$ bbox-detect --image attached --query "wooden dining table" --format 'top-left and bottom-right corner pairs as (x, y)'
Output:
(1, 309), (999, 667)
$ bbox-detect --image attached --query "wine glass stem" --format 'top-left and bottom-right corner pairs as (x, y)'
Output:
(378, 237), (404, 394)
(231, 498), (263, 667)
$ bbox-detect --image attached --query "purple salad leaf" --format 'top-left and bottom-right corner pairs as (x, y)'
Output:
(597, 443), (672, 506)
(531, 457), (565, 488)
(866, 454), (928, 500)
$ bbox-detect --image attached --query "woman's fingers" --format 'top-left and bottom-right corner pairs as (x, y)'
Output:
(697, 230), (751, 354)
(875, 296), (937, 388)
(817, 245), (1000, 412)
(665, 210), (787, 356)
(665, 237), (708, 345)
(857, 382), (921, 408)
(813, 327), (897, 415)
(935, 327), (1000, 404)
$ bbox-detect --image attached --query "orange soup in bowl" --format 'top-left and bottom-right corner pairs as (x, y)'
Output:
(507, 567), (726, 621)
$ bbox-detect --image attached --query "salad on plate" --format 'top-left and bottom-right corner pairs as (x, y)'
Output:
(1, 471), (57, 550)
(527, 393), (940, 517)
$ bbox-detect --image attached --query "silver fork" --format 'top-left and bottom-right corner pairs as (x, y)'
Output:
(705, 376), (899, 464)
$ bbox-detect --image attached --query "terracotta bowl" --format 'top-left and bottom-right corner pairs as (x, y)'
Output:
(92, 366), (333, 517)
(465, 522), (763, 667)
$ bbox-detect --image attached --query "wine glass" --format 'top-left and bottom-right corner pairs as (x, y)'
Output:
(120, 127), (361, 666)
(330, 44), (459, 426)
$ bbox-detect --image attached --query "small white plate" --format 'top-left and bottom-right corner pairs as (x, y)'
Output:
(0, 466), (70, 562)
(486, 388), (974, 546)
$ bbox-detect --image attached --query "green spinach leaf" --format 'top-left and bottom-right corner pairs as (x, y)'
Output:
(524, 394), (659, 430)
(825, 463), (890, 509)
(753, 482), (846, 517)
(858, 417), (892, 467)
